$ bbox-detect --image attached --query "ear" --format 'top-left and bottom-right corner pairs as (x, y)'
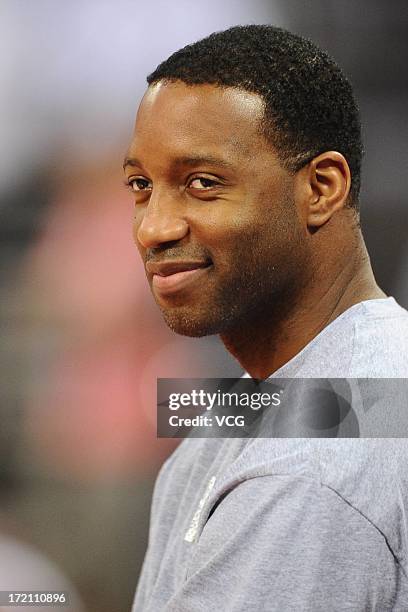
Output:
(295, 151), (351, 229)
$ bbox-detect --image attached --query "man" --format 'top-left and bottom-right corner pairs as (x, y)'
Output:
(124, 25), (408, 611)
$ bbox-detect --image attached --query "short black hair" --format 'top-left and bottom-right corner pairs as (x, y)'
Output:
(147, 24), (363, 208)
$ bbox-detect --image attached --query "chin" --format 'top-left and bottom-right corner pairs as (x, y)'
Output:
(160, 306), (231, 338)
(161, 313), (216, 337)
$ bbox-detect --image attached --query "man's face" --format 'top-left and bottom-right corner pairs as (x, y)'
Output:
(124, 81), (309, 337)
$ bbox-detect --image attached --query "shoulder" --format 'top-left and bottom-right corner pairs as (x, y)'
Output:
(278, 297), (408, 377)
(216, 438), (408, 577)
(350, 298), (408, 376)
(191, 459), (408, 611)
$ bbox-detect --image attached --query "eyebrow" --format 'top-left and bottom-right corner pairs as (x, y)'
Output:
(123, 154), (235, 171)
(123, 156), (142, 169)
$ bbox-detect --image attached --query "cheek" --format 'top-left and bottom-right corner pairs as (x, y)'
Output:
(132, 216), (139, 244)
(132, 213), (145, 257)
(194, 193), (259, 237)
(210, 195), (300, 270)
(199, 212), (262, 270)
(132, 206), (144, 237)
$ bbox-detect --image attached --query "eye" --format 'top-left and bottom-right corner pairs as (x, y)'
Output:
(128, 177), (152, 192)
(188, 177), (219, 190)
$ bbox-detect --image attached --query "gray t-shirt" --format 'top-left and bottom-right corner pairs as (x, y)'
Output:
(132, 297), (408, 611)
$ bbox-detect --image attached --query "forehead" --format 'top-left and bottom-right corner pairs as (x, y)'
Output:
(128, 81), (267, 161)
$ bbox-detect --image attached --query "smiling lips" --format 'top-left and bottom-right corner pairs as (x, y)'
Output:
(146, 260), (212, 295)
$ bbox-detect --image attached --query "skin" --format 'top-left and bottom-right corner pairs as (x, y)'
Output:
(124, 81), (385, 379)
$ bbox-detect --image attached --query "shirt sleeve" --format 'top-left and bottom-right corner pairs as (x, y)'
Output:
(163, 474), (408, 612)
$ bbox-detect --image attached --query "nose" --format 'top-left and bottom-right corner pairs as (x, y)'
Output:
(135, 190), (189, 249)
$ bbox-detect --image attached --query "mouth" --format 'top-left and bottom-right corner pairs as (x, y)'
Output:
(146, 260), (213, 296)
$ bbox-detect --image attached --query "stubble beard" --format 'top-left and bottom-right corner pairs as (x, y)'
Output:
(158, 282), (252, 338)
(156, 248), (305, 338)
(155, 196), (306, 338)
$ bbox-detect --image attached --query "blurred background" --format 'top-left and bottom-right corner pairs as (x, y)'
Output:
(0, 1), (407, 610)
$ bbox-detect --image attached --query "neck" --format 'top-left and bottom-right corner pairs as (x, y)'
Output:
(220, 230), (385, 379)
